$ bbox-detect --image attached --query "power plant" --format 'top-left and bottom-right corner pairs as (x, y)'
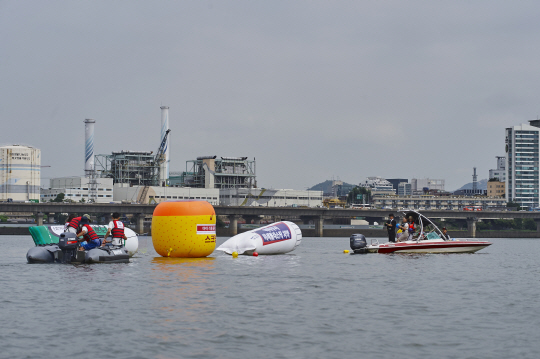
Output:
(170, 156), (256, 189)
(37, 105), (320, 207)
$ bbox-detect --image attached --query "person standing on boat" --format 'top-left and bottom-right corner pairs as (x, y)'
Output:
(385, 213), (397, 242)
(407, 216), (416, 241)
(397, 217), (409, 242)
(76, 217), (101, 251)
(102, 212), (127, 247)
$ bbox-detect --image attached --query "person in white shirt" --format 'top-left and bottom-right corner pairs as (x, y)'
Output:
(102, 212), (127, 246)
(397, 217), (409, 242)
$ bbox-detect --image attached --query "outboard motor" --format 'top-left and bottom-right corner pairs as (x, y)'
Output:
(57, 233), (84, 263)
(350, 234), (368, 254)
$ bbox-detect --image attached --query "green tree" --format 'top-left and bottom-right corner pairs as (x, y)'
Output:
(346, 186), (372, 204)
(507, 202), (521, 211)
(216, 216), (226, 228)
(79, 197), (86, 203)
(53, 193), (65, 202)
(523, 219), (536, 231)
(0, 215), (8, 222)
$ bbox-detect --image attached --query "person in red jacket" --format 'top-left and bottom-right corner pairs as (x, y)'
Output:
(102, 212), (127, 246)
(64, 214), (82, 234)
(76, 217), (101, 251)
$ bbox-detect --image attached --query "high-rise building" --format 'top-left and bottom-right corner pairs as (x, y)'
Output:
(505, 120), (540, 209)
(398, 182), (412, 196)
(489, 156), (506, 182)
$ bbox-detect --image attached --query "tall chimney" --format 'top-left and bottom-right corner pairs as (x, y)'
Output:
(472, 167), (478, 192)
(160, 106), (170, 185)
(84, 119), (95, 177)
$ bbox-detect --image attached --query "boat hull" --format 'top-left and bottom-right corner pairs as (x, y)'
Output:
(368, 241), (491, 254)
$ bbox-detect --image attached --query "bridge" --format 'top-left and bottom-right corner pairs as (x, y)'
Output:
(1, 203), (538, 237)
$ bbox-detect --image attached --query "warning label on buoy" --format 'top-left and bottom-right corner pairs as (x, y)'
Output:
(197, 224), (216, 235)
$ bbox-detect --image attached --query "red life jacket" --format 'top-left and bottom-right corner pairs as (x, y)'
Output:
(111, 220), (125, 239)
(408, 222), (415, 233)
(68, 217), (81, 229)
(83, 224), (99, 242)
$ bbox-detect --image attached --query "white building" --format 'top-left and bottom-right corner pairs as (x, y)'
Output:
(489, 156), (506, 182)
(411, 178), (445, 192)
(1, 145), (41, 202)
(506, 121), (540, 209)
(41, 176), (114, 203)
(360, 177), (396, 195)
(219, 188), (323, 207)
(113, 185), (219, 205)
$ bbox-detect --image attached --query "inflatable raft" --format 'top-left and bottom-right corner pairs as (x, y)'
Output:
(27, 224), (138, 264)
(216, 221), (302, 255)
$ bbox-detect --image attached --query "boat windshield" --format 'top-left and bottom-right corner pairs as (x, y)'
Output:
(426, 231), (441, 240)
(403, 210), (446, 241)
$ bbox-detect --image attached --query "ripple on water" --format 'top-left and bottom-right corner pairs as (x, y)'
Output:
(1, 236), (540, 359)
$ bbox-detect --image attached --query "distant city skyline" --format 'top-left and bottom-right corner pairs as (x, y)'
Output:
(2, 1), (539, 191)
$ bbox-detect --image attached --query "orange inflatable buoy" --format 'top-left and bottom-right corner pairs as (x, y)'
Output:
(152, 201), (216, 258)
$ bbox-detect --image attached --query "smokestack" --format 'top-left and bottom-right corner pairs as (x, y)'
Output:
(84, 119), (95, 177)
(160, 106), (170, 184)
(472, 167), (478, 192)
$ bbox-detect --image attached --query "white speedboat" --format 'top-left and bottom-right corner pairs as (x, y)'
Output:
(364, 211), (491, 254)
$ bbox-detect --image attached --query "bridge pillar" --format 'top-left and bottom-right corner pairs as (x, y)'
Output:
(315, 216), (324, 237)
(535, 219), (540, 235)
(36, 212), (44, 226)
(46, 213), (54, 224)
(229, 215), (238, 236)
(135, 214), (145, 234)
(466, 217), (477, 238)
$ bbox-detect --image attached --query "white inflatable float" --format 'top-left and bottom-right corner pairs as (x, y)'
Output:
(216, 221), (302, 255)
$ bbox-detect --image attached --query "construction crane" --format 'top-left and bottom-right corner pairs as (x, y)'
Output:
(138, 129), (170, 204)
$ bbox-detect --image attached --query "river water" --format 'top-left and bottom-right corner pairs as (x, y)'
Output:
(1, 235), (539, 359)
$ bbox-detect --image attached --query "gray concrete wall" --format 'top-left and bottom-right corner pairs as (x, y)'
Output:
(0, 227), (31, 235)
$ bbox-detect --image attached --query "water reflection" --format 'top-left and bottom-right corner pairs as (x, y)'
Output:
(150, 256), (217, 329)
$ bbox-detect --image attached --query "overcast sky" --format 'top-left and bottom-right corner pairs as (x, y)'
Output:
(2, 1), (540, 191)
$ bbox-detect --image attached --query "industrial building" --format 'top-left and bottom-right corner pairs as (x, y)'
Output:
(505, 120), (540, 209)
(95, 151), (162, 186)
(170, 156), (256, 189)
(94, 107), (171, 189)
(219, 188), (323, 207)
(41, 177), (114, 203)
(0, 145), (41, 202)
(372, 194), (506, 211)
